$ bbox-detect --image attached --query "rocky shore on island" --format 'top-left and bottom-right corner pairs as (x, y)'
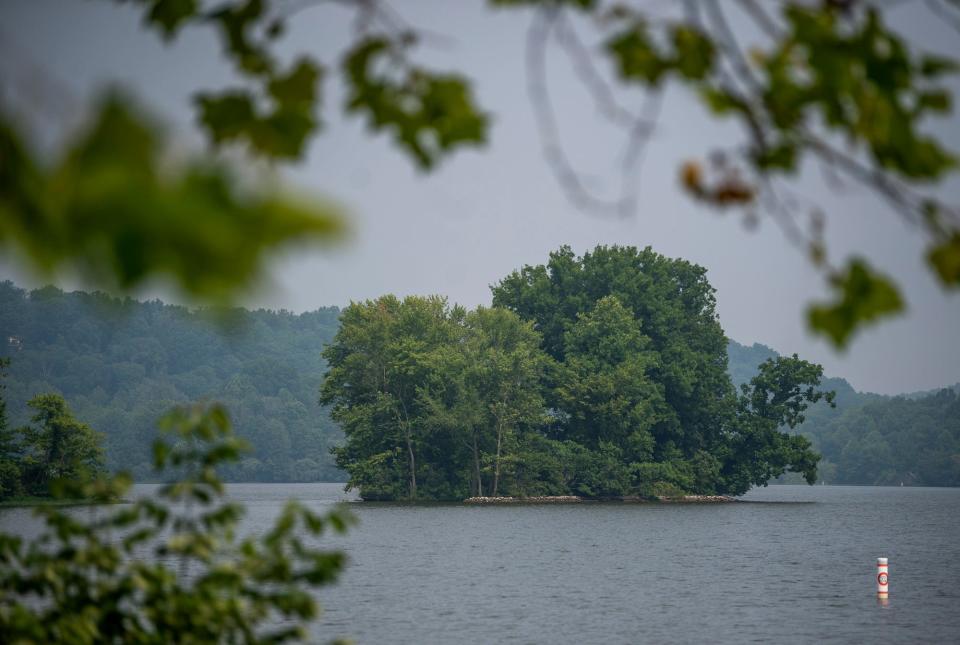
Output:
(464, 496), (583, 504)
(657, 495), (736, 503)
(463, 495), (737, 504)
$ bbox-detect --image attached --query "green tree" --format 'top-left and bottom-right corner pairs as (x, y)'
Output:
(417, 339), (487, 497)
(719, 355), (835, 495)
(18, 393), (106, 496)
(553, 296), (665, 457)
(492, 245), (733, 459)
(321, 295), (463, 500)
(458, 306), (548, 497)
(0, 403), (352, 643)
(740, 354), (836, 429)
(323, 299), (551, 500)
(559, 440), (633, 498)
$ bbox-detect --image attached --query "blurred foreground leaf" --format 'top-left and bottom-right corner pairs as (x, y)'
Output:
(606, 20), (715, 86)
(141, 0), (198, 39)
(195, 57), (323, 159)
(808, 259), (905, 348)
(0, 95), (344, 300)
(343, 37), (489, 170)
(928, 233), (960, 287)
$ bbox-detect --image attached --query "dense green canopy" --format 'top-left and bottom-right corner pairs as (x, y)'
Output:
(324, 246), (832, 500)
(492, 245), (734, 457)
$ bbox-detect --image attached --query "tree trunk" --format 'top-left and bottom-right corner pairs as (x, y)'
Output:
(492, 420), (503, 497)
(405, 431), (417, 500)
(473, 433), (483, 497)
(397, 397), (416, 500)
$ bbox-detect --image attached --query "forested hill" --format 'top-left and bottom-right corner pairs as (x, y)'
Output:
(728, 340), (960, 486)
(1, 282), (957, 486)
(0, 281), (343, 481)
(903, 383), (960, 400)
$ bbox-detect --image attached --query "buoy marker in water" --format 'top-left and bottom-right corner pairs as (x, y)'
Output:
(877, 557), (889, 605)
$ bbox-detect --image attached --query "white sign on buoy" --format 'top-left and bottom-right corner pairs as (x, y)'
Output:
(877, 557), (889, 601)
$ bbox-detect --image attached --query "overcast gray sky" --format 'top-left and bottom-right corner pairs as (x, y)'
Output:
(1, 0), (958, 395)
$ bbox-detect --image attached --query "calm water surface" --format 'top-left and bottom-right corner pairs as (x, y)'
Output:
(3, 484), (958, 643)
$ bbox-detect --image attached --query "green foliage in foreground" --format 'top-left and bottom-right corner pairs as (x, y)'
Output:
(0, 403), (352, 644)
(0, 282), (343, 482)
(323, 246), (832, 500)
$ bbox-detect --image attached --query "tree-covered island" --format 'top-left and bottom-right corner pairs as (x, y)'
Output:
(322, 245), (835, 501)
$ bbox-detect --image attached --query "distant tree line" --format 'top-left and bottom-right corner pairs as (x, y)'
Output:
(322, 246), (832, 500)
(814, 390), (960, 486)
(728, 342), (960, 486)
(0, 282), (342, 482)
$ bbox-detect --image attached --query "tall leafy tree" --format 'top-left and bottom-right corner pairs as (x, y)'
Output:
(323, 300), (551, 500)
(553, 295), (666, 459)
(415, 340), (485, 497)
(492, 245), (734, 458)
(461, 306), (548, 497)
(321, 295), (463, 500)
(719, 355), (835, 495)
(18, 393), (105, 495)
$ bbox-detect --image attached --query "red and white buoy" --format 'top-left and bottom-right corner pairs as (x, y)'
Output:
(877, 557), (889, 602)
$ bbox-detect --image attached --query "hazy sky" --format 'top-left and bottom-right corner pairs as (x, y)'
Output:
(1, 0), (958, 395)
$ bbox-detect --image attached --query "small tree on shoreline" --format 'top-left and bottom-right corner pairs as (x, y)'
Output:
(17, 393), (106, 496)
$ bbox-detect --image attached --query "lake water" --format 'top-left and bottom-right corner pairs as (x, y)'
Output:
(2, 484), (959, 643)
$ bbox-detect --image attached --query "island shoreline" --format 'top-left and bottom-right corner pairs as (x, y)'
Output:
(463, 495), (737, 505)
